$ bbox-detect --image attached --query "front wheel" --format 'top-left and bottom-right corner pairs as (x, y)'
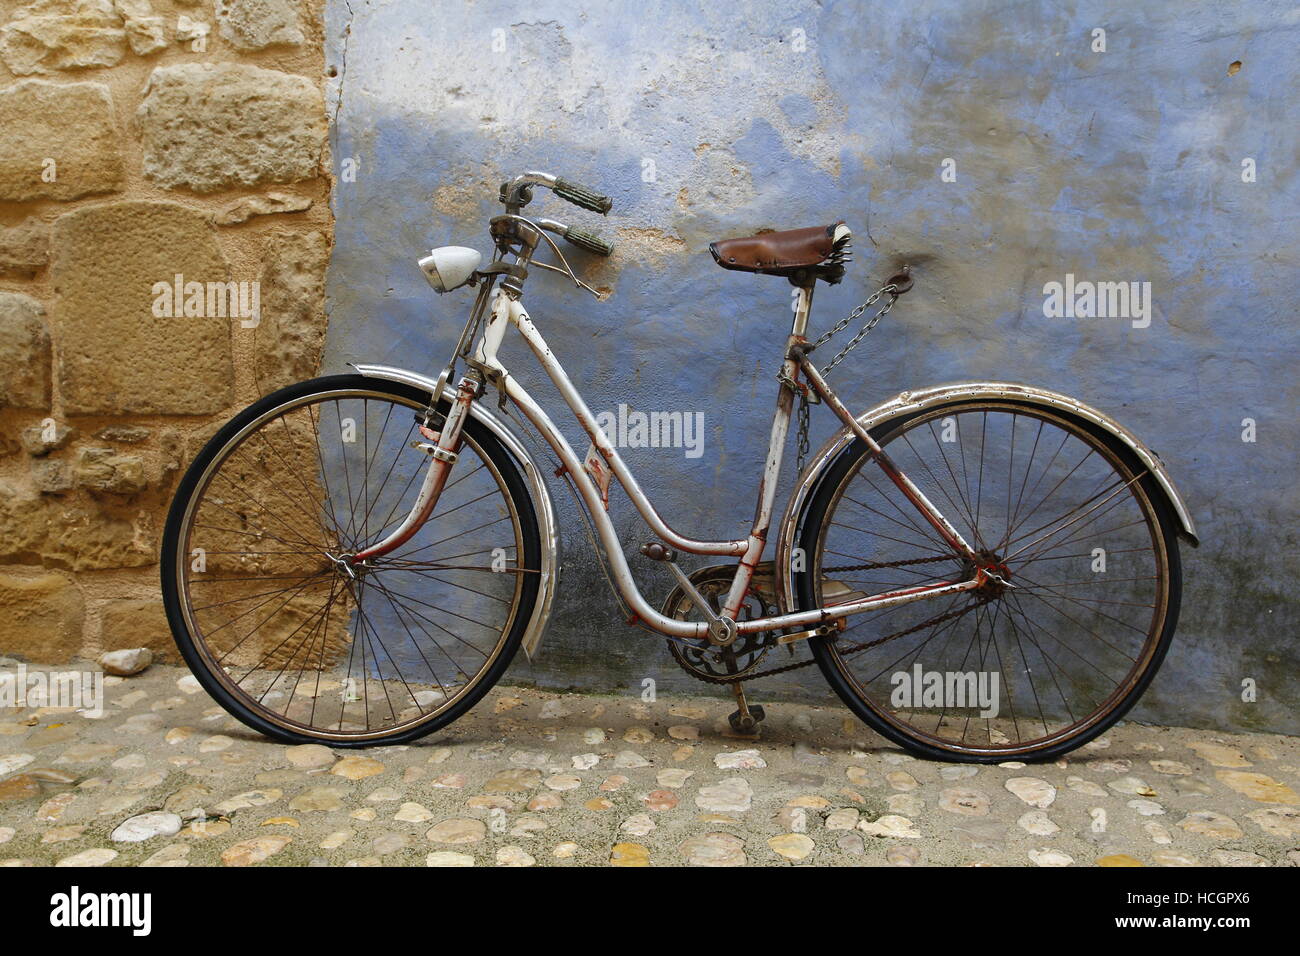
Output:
(161, 374), (542, 746)
(796, 399), (1181, 762)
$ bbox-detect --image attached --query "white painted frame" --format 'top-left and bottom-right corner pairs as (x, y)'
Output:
(464, 287), (984, 640)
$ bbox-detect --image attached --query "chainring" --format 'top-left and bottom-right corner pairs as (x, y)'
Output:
(661, 565), (783, 683)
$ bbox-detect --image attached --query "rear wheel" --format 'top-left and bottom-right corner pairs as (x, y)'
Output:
(161, 374), (541, 746)
(796, 400), (1181, 762)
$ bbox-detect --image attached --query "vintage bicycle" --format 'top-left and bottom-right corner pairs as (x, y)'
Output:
(161, 170), (1198, 762)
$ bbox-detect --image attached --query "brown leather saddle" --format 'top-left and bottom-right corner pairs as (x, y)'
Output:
(709, 221), (852, 285)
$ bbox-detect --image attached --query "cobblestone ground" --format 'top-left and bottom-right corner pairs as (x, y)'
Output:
(1, 664), (1297, 867)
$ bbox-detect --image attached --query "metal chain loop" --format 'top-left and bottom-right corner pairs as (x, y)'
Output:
(778, 280), (900, 473)
(821, 554), (957, 573)
(836, 600), (979, 660)
(815, 283), (899, 375)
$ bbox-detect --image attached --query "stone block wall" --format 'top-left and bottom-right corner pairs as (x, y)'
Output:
(0, 0), (330, 663)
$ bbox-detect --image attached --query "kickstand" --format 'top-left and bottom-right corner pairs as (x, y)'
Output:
(726, 682), (766, 738)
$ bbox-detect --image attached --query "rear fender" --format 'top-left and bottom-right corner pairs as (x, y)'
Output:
(773, 381), (1199, 614)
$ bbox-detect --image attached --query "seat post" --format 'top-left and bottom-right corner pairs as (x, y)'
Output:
(790, 281), (816, 336)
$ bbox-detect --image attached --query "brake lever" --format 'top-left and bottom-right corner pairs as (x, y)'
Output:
(531, 259), (609, 299)
(529, 218), (611, 299)
(534, 217), (615, 258)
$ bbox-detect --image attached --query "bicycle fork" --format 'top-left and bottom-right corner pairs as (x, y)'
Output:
(348, 375), (478, 564)
(350, 282), (522, 565)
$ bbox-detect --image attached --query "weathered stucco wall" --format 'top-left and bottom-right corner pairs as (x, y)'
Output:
(0, 0), (331, 663)
(323, 0), (1299, 735)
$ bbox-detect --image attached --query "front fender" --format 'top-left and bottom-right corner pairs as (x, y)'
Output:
(350, 363), (560, 660)
(773, 381), (1199, 614)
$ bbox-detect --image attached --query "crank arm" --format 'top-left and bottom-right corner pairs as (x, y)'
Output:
(667, 564), (721, 626)
(640, 542), (738, 646)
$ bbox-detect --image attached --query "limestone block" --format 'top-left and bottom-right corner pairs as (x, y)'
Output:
(0, 480), (48, 560)
(100, 597), (179, 663)
(0, 478), (155, 570)
(254, 230), (329, 393)
(50, 200), (234, 415)
(174, 15), (208, 45)
(45, 505), (155, 569)
(0, 569), (85, 664)
(93, 425), (150, 443)
(31, 459), (73, 494)
(0, 0), (127, 75)
(214, 191), (313, 226)
(0, 219), (50, 277)
(0, 291), (51, 410)
(73, 446), (148, 495)
(214, 0), (303, 51)
(123, 14), (165, 53)
(20, 421), (75, 456)
(111, 0), (166, 54)
(139, 63), (325, 193)
(0, 79), (123, 201)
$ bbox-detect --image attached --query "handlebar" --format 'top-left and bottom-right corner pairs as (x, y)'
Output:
(531, 218), (614, 258)
(499, 171), (613, 214)
(562, 226), (614, 257)
(553, 178), (613, 215)
(499, 170), (615, 257)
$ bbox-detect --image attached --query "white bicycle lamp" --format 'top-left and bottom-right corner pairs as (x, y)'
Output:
(418, 246), (482, 293)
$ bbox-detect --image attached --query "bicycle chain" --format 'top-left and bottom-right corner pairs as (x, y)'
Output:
(821, 554), (956, 573)
(836, 600), (980, 660)
(689, 594), (981, 685)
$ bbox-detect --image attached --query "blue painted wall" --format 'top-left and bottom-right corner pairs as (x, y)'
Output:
(323, 0), (1299, 733)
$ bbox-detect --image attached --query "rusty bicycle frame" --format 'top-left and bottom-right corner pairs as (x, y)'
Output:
(344, 187), (1005, 649)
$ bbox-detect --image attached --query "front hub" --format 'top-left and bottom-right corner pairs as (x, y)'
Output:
(328, 552), (363, 580)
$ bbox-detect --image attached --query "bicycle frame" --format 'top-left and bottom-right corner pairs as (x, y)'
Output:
(354, 273), (993, 643)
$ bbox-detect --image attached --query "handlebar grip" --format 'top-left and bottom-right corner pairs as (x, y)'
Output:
(554, 178), (613, 214)
(564, 227), (615, 257)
